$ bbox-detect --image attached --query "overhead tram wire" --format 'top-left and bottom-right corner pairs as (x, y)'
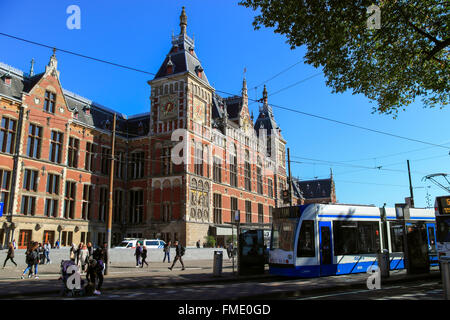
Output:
(2, 32), (449, 151)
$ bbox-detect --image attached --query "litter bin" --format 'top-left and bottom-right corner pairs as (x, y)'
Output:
(213, 251), (223, 277)
(377, 249), (390, 279)
(440, 257), (450, 300)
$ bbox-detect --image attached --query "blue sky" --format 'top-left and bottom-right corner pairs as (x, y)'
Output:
(1, 1), (448, 208)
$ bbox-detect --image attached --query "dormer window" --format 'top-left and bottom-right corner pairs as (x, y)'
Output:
(166, 56), (174, 75)
(44, 90), (56, 113)
(104, 120), (111, 130)
(74, 111), (79, 119)
(4, 76), (11, 86)
(137, 122), (144, 135)
(195, 66), (203, 78)
(83, 105), (91, 115)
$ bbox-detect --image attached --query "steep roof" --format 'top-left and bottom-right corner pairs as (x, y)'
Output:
(293, 178), (333, 200)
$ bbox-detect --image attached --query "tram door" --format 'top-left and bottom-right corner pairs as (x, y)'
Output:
(319, 221), (334, 276)
(426, 223), (438, 266)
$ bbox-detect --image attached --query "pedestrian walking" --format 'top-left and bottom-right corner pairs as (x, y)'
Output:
(78, 244), (89, 274)
(141, 246), (148, 268)
(87, 242), (94, 258)
(196, 240), (200, 248)
(76, 242), (84, 265)
(55, 240), (60, 249)
(70, 243), (77, 262)
(227, 242), (233, 259)
(21, 242), (40, 279)
(163, 240), (171, 263)
(168, 241), (185, 271)
(2, 243), (17, 268)
(12, 239), (16, 250)
(44, 242), (51, 264)
(38, 243), (45, 264)
(134, 242), (142, 267)
(86, 257), (103, 295)
(93, 244), (107, 274)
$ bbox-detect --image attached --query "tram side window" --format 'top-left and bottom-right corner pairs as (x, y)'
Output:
(334, 221), (380, 255)
(390, 223), (404, 252)
(297, 220), (315, 257)
(333, 221), (358, 255)
(358, 222), (380, 254)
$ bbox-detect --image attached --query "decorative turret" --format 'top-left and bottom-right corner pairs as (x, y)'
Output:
(180, 6), (187, 35)
(29, 58), (35, 77)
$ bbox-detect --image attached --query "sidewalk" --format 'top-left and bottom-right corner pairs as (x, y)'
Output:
(0, 259), (442, 299)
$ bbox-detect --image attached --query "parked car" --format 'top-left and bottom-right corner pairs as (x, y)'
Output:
(143, 239), (166, 249)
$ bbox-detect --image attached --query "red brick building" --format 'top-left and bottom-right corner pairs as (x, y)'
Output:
(0, 7), (289, 248)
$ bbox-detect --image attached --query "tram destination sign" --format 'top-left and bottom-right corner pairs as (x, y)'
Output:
(273, 206), (300, 219)
(436, 196), (450, 215)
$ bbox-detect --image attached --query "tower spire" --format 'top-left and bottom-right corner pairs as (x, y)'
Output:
(29, 58), (35, 77)
(180, 6), (187, 35)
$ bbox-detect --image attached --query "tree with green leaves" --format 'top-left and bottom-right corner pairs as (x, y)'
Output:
(239, 0), (449, 116)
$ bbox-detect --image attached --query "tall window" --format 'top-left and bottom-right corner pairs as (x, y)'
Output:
(333, 221), (380, 255)
(49, 131), (63, 163)
(258, 203), (264, 224)
(244, 150), (251, 191)
(0, 170), (11, 214)
(23, 169), (38, 192)
(229, 145), (237, 187)
(44, 198), (58, 218)
(99, 187), (108, 222)
(101, 147), (111, 175)
(213, 156), (222, 183)
(82, 185), (93, 220)
(0, 117), (17, 154)
(44, 90), (56, 113)
(161, 147), (172, 175)
(194, 143), (203, 176)
(85, 142), (95, 171)
(162, 203), (172, 222)
(129, 190), (144, 223)
(46, 173), (60, 194)
(115, 152), (125, 179)
(21, 196), (36, 215)
(213, 193), (222, 224)
(245, 200), (252, 223)
(297, 220), (316, 257)
(113, 189), (123, 223)
(129, 152), (144, 179)
(67, 137), (79, 168)
(257, 157), (263, 195)
(390, 222), (404, 252)
(231, 197), (238, 221)
(269, 206), (274, 223)
(64, 181), (76, 219)
(268, 179), (273, 198)
(27, 124), (42, 159)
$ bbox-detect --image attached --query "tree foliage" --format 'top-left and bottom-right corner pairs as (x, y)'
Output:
(239, 0), (449, 116)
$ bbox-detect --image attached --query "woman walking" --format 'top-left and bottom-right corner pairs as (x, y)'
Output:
(78, 244), (89, 274)
(141, 246), (148, 268)
(2, 243), (17, 268)
(69, 244), (77, 261)
(21, 242), (40, 279)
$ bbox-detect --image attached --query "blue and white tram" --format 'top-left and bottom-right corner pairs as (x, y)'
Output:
(269, 203), (436, 277)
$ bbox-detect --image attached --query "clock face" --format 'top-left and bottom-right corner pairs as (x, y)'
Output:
(159, 95), (177, 120)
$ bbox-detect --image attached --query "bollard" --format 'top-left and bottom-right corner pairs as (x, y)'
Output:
(377, 249), (390, 279)
(213, 251), (223, 277)
(440, 257), (450, 300)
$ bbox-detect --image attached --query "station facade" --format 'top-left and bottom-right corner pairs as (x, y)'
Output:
(0, 8), (290, 248)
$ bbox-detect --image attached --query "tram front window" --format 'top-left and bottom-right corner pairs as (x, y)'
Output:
(271, 219), (296, 252)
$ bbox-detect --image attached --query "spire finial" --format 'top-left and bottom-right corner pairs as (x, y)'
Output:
(29, 58), (35, 77)
(180, 6), (187, 35)
(242, 68), (248, 96)
(263, 84), (268, 103)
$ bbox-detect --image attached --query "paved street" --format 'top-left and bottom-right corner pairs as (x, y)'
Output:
(0, 258), (444, 300)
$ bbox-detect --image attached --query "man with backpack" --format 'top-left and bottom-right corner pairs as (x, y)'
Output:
(168, 240), (185, 271)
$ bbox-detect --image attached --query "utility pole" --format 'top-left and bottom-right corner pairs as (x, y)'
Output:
(105, 114), (116, 276)
(407, 160), (414, 208)
(287, 148), (293, 206)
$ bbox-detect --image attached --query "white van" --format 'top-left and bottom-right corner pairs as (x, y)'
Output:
(116, 239), (165, 249)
